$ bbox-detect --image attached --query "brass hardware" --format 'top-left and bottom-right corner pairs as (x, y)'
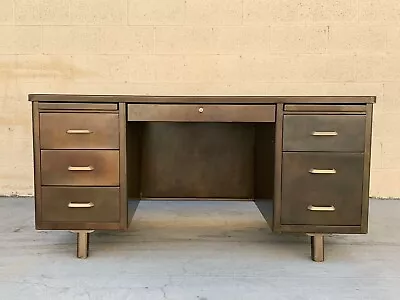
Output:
(198, 107), (204, 113)
(309, 168), (336, 174)
(66, 129), (92, 134)
(67, 166), (94, 171)
(307, 205), (335, 212)
(68, 202), (95, 208)
(312, 131), (338, 136)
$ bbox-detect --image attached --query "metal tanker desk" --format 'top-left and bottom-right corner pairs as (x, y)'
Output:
(29, 94), (375, 262)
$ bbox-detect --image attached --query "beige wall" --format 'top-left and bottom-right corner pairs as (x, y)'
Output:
(0, 0), (398, 197)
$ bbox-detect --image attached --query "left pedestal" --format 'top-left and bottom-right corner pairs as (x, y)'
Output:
(31, 101), (132, 259)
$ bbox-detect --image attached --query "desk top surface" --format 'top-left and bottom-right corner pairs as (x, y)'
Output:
(29, 94), (376, 104)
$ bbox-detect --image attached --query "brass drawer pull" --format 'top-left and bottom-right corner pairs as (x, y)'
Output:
(309, 168), (336, 174)
(312, 131), (338, 136)
(68, 166), (94, 171)
(68, 202), (95, 208)
(307, 205), (336, 212)
(66, 129), (93, 134)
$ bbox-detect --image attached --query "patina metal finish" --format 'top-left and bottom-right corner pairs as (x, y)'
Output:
(30, 95), (375, 261)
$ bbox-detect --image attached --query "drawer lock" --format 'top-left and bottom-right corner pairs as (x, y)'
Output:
(307, 205), (336, 212)
(68, 202), (95, 208)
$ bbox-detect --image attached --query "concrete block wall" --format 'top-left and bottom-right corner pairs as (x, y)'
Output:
(0, 0), (398, 197)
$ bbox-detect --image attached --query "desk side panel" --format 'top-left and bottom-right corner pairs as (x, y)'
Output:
(32, 102), (42, 228)
(253, 110), (280, 229)
(125, 109), (142, 227)
(361, 103), (373, 233)
(119, 104), (128, 229)
(272, 104), (284, 231)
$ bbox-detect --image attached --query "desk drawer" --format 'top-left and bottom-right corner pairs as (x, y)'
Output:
(128, 104), (276, 122)
(283, 115), (366, 152)
(40, 113), (119, 149)
(38, 103), (118, 111)
(281, 152), (364, 226)
(41, 187), (120, 222)
(41, 150), (119, 186)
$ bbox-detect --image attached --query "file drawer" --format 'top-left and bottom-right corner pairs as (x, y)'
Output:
(41, 187), (120, 223)
(283, 115), (366, 152)
(281, 152), (364, 226)
(41, 150), (120, 186)
(40, 112), (119, 149)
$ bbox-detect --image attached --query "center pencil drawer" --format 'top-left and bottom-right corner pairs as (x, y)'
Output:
(40, 112), (119, 149)
(128, 104), (276, 122)
(41, 187), (120, 222)
(41, 150), (119, 186)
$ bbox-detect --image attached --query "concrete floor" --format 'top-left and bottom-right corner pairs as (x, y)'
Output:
(0, 198), (399, 300)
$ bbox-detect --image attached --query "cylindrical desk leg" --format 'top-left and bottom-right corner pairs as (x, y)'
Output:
(310, 234), (324, 262)
(73, 230), (93, 259)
